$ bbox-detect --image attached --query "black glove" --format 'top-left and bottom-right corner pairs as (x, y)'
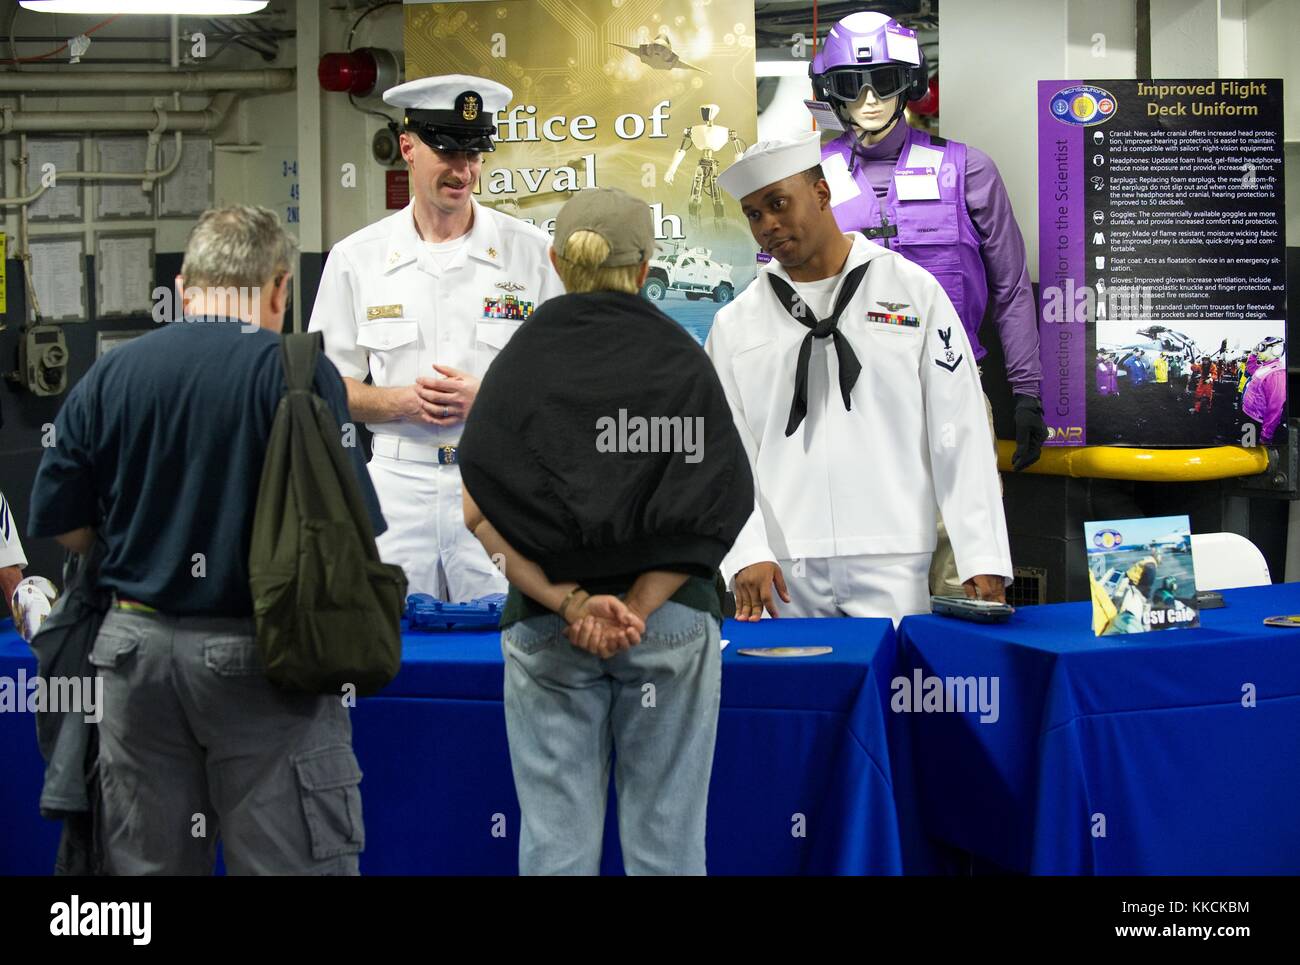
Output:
(1012, 394), (1047, 471)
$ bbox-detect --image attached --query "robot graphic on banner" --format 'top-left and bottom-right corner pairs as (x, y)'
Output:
(809, 9), (1048, 596)
(664, 105), (747, 226)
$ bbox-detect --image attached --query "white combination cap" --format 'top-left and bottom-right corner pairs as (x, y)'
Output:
(383, 74), (513, 151)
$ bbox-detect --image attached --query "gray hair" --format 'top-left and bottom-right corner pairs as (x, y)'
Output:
(180, 205), (297, 289)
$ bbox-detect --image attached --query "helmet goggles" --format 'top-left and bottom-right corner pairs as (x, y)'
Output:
(821, 64), (912, 102)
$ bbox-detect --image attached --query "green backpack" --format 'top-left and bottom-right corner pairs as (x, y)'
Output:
(249, 332), (407, 697)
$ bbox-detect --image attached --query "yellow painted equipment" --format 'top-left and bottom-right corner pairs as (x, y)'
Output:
(996, 441), (1271, 482)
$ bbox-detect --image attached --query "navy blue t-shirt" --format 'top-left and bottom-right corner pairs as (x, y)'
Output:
(28, 317), (387, 616)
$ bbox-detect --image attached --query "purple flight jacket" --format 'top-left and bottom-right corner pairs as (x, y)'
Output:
(1242, 357), (1285, 443)
(1096, 360), (1119, 396)
(823, 122), (1042, 398)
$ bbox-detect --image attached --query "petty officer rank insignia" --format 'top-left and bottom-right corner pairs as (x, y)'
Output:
(934, 326), (964, 372)
(483, 294), (535, 320)
(456, 91), (481, 121)
(867, 310), (920, 328)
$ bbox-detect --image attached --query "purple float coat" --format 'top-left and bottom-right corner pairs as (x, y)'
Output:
(1096, 360), (1119, 396)
(1242, 357), (1285, 443)
(823, 121), (1042, 398)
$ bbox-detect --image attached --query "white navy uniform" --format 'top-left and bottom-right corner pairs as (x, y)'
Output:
(309, 73), (563, 600)
(0, 490), (26, 571)
(705, 233), (1012, 622)
(310, 197), (561, 600)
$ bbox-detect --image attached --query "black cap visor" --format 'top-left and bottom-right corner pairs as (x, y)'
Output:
(410, 125), (496, 153)
(404, 106), (497, 153)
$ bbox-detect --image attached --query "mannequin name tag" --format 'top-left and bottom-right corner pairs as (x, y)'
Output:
(884, 24), (920, 65)
(804, 99), (846, 132)
(894, 166), (940, 200)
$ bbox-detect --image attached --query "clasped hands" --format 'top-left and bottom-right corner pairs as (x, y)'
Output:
(561, 591), (647, 659)
(407, 365), (479, 426)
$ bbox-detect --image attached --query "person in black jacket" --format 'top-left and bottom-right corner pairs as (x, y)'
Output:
(459, 187), (753, 875)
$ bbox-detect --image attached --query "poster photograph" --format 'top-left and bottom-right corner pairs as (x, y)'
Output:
(1094, 318), (1286, 445)
(1086, 514), (1200, 636)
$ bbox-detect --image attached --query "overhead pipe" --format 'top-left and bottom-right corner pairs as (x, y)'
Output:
(2, 110), (221, 132)
(0, 68), (294, 93)
(0, 89), (240, 134)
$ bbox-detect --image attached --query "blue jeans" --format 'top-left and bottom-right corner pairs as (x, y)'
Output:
(501, 601), (722, 875)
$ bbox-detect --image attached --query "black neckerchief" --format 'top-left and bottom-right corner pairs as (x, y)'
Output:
(767, 260), (870, 437)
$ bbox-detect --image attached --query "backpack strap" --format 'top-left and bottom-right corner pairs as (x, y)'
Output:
(281, 331), (323, 394)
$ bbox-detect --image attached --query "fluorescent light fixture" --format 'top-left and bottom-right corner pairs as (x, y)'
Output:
(19, 0), (268, 13)
(755, 60), (812, 78)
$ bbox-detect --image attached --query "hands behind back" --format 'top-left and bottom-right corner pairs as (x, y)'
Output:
(563, 593), (646, 659)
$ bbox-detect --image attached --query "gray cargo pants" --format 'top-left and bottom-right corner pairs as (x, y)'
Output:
(89, 608), (364, 875)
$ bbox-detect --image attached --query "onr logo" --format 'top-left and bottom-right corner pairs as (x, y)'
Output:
(1045, 423), (1086, 444)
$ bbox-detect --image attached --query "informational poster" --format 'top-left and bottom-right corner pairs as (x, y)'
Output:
(96, 330), (151, 358)
(1086, 515), (1199, 636)
(26, 138), (83, 222)
(1037, 79), (1286, 447)
(405, 0), (758, 344)
(96, 138), (154, 220)
(95, 232), (155, 317)
(28, 235), (86, 322)
(157, 136), (213, 217)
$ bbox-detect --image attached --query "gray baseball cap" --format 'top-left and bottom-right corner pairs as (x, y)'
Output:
(553, 187), (655, 268)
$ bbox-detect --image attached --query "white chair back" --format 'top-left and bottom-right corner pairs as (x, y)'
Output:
(1190, 532), (1271, 591)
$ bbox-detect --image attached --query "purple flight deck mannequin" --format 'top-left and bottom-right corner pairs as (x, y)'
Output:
(809, 11), (1046, 471)
(1096, 356), (1119, 396)
(820, 122), (1042, 397)
(1242, 339), (1286, 443)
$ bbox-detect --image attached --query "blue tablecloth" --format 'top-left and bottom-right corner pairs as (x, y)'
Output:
(895, 582), (1300, 874)
(0, 616), (903, 875)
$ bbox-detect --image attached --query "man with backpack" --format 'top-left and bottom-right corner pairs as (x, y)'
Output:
(28, 206), (387, 875)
